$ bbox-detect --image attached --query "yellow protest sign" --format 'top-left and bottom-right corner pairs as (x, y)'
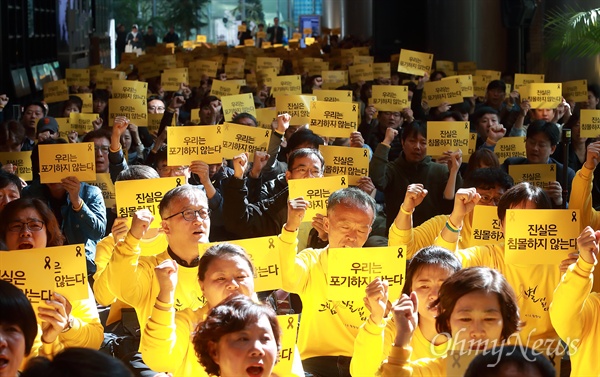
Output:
(0, 151), (33, 181)
(562, 79), (588, 102)
(161, 68), (188, 91)
(475, 69), (501, 82)
(210, 80), (241, 98)
(423, 78), (463, 107)
(167, 125), (223, 165)
(372, 62), (391, 79)
(472, 75), (489, 97)
(353, 55), (374, 65)
(270, 75), (302, 97)
(244, 39), (255, 47)
(306, 61), (329, 76)
(182, 41), (194, 49)
(112, 79), (148, 101)
(466, 133), (477, 158)
(261, 41), (272, 48)
(54, 117), (70, 138)
(524, 83), (562, 109)
(155, 55), (177, 71)
(0, 244), (89, 306)
(108, 98), (148, 127)
(321, 70), (348, 86)
(348, 63), (374, 83)
(471, 205), (504, 247)
(514, 73), (544, 91)
(309, 101), (358, 138)
(505, 209), (580, 265)
(196, 35), (207, 43)
(319, 145), (370, 186)
(72, 93), (93, 113)
(96, 71), (126, 89)
(44, 79), (69, 103)
(313, 89), (353, 103)
(225, 63), (245, 79)
(436, 60), (455, 73)
(273, 314), (299, 377)
(494, 136), (526, 163)
(65, 69), (90, 87)
(276, 95), (316, 126)
(426, 121), (470, 156)
(137, 60), (161, 79)
(221, 122), (271, 159)
(256, 68), (278, 86)
(88, 173), (116, 209)
(221, 93), (256, 122)
(443, 75), (474, 98)
(509, 164), (556, 189)
(288, 175), (348, 220)
(398, 49), (433, 76)
(256, 31), (267, 39)
(457, 61), (477, 74)
(580, 109), (600, 138)
(327, 246), (406, 300)
(69, 113), (100, 133)
(147, 112), (176, 133)
(255, 108), (278, 129)
(190, 60), (219, 78)
(89, 65), (103, 82)
(38, 142), (96, 184)
(371, 85), (409, 111)
(257, 57), (281, 70)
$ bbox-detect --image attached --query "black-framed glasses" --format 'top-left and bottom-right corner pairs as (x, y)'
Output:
(8, 220), (45, 233)
(94, 145), (110, 153)
(291, 166), (322, 176)
(163, 208), (211, 221)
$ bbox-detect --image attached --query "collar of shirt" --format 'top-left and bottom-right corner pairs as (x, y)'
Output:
(167, 246), (200, 268)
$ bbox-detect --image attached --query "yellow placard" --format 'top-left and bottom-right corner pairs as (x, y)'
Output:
(72, 93), (93, 113)
(111, 79), (148, 101)
(161, 68), (189, 91)
(443, 75), (474, 98)
(182, 41), (194, 49)
(508, 164), (557, 189)
(475, 69), (501, 82)
(115, 177), (182, 228)
(514, 73), (544, 92)
(244, 39), (255, 47)
(313, 89), (353, 103)
(348, 63), (374, 83)
(221, 93), (256, 122)
(196, 35), (207, 43)
(221, 122), (271, 159)
(137, 60), (161, 79)
(155, 55), (177, 71)
(167, 125), (223, 165)
(372, 62), (391, 79)
(423, 78), (463, 107)
(524, 83), (562, 109)
(457, 61), (477, 73)
(191, 60), (220, 78)
(89, 65), (103, 82)
(225, 63), (245, 79)
(38, 142), (96, 184)
(327, 246), (406, 300)
(288, 175), (348, 220)
(65, 69), (90, 87)
(371, 85), (409, 111)
(322, 70), (348, 85)
(0, 245), (89, 306)
(257, 31), (267, 39)
(426, 121), (470, 156)
(505, 209), (580, 265)
(306, 61), (329, 76)
(147, 112), (176, 133)
(0, 151), (33, 181)
(255, 108), (278, 129)
(88, 173), (116, 208)
(44, 79), (69, 103)
(257, 57), (281, 70)
(55, 117), (70, 139)
(210, 80), (241, 99)
(353, 55), (374, 65)
(261, 41), (272, 48)
(256, 68), (278, 86)
(309, 101), (358, 138)
(562, 79), (588, 102)
(270, 75), (303, 97)
(580, 109), (600, 138)
(96, 71), (126, 89)
(108, 98), (148, 127)
(466, 132), (477, 157)
(398, 49), (433, 76)
(471, 205), (504, 247)
(69, 113), (100, 133)
(436, 60), (455, 73)
(319, 145), (370, 186)
(276, 95), (316, 126)
(273, 314), (299, 377)
(472, 75), (489, 97)
(494, 136), (526, 163)
(238, 24), (247, 32)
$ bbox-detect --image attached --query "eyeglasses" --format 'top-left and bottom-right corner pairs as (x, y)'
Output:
(148, 106), (166, 111)
(8, 220), (45, 233)
(163, 208), (211, 221)
(291, 166), (322, 177)
(381, 112), (402, 118)
(478, 195), (502, 205)
(94, 145), (110, 153)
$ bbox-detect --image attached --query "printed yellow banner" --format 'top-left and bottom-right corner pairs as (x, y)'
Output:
(190, 60), (219, 78)
(472, 75), (489, 98)
(508, 164), (556, 189)
(55, 117), (70, 138)
(44, 79), (69, 103)
(221, 93), (256, 122)
(580, 109), (600, 138)
(436, 60), (455, 73)
(371, 85), (410, 111)
(244, 39), (255, 47)
(255, 108), (278, 129)
(225, 63), (245, 79)
(155, 55), (177, 71)
(115, 176), (182, 228)
(353, 55), (374, 65)
(89, 65), (103, 82)
(0, 151), (33, 181)
(65, 69), (90, 87)
(426, 121), (470, 156)
(327, 246), (406, 300)
(309, 101), (358, 138)
(288, 176), (348, 220)
(38, 142), (96, 184)
(0, 244), (89, 307)
(467, 132), (477, 157)
(398, 49), (433, 76)
(273, 314), (299, 377)
(69, 113), (100, 133)
(505, 209), (580, 265)
(89, 173), (116, 209)
(319, 145), (370, 186)
(524, 83), (562, 109)
(457, 61), (477, 74)
(161, 68), (188, 91)
(348, 63), (374, 83)
(72, 93), (93, 113)
(137, 60), (161, 79)
(168, 125), (224, 165)
(108, 98), (148, 127)
(321, 70), (348, 85)
(276, 95), (316, 125)
(112, 80), (148, 101)
(494, 136), (526, 163)
(96, 71), (126, 89)
(196, 35), (207, 43)
(306, 61), (329, 76)
(373, 62), (391, 79)
(475, 69), (501, 82)
(270, 75), (302, 97)
(313, 89), (353, 103)
(211, 80), (241, 99)
(562, 79), (588, 102)
(443, 75), (474, 98)
(471, 205), (504, 247)
(256, 68), (278, 86)
(147, 112), (176, 133)
(257, 57), (281, 70)
(514, 73), (544, 91)
(256, 31), (267, 39)
(423, 78), (463, 107)
(221, 122), (271, 159)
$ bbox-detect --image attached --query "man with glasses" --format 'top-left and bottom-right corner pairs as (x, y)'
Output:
(359, 105), (411, 162)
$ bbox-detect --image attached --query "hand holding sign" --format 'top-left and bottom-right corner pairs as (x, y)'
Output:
(577, 226), (600, 265)
(190, 160), (212, 185)
(61, 176), (82, 208)
(545, 181), (563, 207)
(130, 209), (154, 239)
(311, 213), (328, 242)
(349, 131), (364, 148)
(357, 177), (375, 195)
(392, 292), (419, 348)
(364, 277), (389, 324)
(111, 217), (129, 242)
(285, 197), (309, 232)
(38, 292), (72, 344)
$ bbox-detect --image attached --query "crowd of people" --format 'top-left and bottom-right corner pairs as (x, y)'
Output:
(2, 28), (600, 377)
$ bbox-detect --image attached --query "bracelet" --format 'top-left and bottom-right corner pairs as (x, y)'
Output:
(400, 204), (414, 215)
(167, 107), (176, 113)
(485, 137), (497, 146)
(156, 297), (174, 306)
(109, 144), (122, 153)
(445, 218), (462, 233)
(72, 198), (83, 212)
(154, 303), (173, 312)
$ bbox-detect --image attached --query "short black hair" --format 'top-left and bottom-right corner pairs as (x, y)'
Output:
(0, 170), (22, 193)
(401, 121), (426, 141)
(232, 112), (258, 126)
(464, 167), (513, 190)
(588, 83), (600, 99)
(0, 280), (38, 356)
(286, 128), (324, 153)
(487, 80), (507, 92)
(497, 182), (552, 222)
(526, 120), (560, 146)
(21, 348), (133, 377)
(287, 148), (324, 173)
(402, 246), (461, 296)
(465, 346), (555, 377)
(23, 101), (47, 117)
